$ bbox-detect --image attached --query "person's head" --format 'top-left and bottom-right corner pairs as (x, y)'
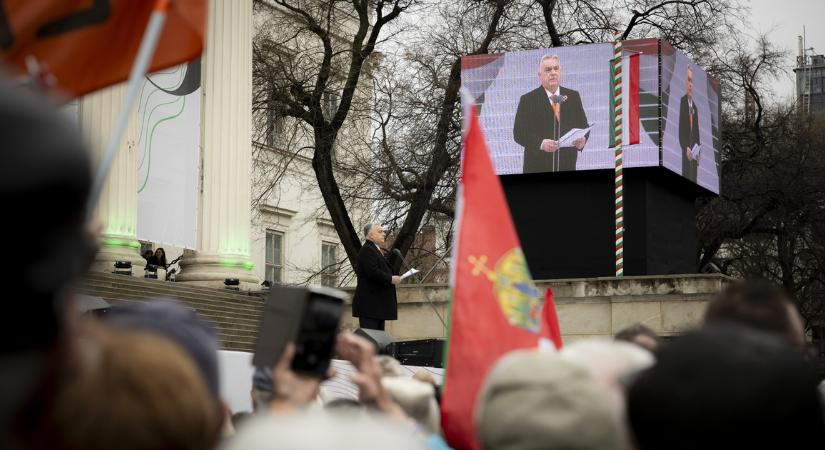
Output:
(1, 79), (95, 349)
(153, 248), (166, 264)
(559, 339), (655, 450)
(475, 350), (622, 450)
(105, 300), (222, 404)
(224, 412), (425, 450)
(323, 398), (363, 414)
(538, 54), (561, 93)
(614, 323), (662, 353)
(704, 279), (806, 346)
(560, 339), (655, 400)
(627, 326), (824, 450)
(143, 250), (153, 260)
(412, 369), (441, 404)
(382, 377), (441, 435)
(364, 223), (386, 246)
(686, 66), (693, 99)
(376, 355), (406, 377)
(52, 326), (222, 450)
(0, 76), (95, 446)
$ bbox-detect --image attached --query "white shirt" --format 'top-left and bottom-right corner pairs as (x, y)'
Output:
(544, 87), (561, 104)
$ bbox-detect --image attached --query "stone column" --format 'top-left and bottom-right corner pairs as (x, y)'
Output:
(177, 0), (258, 288)
(79, 83), (145, 277)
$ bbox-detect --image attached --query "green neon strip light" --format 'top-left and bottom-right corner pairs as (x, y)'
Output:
(219, 259), (255, 271)
(103, 238), (141, 249)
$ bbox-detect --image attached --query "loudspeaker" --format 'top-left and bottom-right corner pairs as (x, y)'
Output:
(387, 339), (445, 368)
(354, 328), (396, 354)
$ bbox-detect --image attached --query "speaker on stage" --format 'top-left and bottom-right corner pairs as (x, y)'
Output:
(387, 339), (445, 368)
(354, 328), (396, 355)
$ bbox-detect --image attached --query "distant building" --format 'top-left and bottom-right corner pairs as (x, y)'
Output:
(795, 37), (825, 116)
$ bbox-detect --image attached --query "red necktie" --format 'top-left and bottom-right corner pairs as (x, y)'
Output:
(689, 108), (693, 131)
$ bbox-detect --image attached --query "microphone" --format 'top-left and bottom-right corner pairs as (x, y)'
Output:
(392, 247), (446, 328)
(392, 248), (409, 269)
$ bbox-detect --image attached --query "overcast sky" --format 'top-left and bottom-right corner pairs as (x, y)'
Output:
(746, 0), (825, 101)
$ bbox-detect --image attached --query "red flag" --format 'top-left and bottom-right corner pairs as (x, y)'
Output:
(0, 0), (205, 98)
(628, 52), (640, 145)
(540, 287), (563, 350)
(441, 99), (558, 450)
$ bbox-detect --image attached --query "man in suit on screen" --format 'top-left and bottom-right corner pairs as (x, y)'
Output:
(680, 66), (701, 182)
(513, 54), (590, 173)
(352, 223), (400, 331)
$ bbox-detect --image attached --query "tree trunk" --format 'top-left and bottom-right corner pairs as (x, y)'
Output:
(312, 127), (362, 269)
(388, 59), (462, 271)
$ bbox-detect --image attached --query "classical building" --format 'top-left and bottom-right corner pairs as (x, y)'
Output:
(79, 0), (375, 289)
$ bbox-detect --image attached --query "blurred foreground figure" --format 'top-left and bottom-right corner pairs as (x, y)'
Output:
(704, 279), (806, 346)
(628, 326), (825, 450)
(52, 326), (222, 450)
(614, 323), (662, 354)
(475, 350), (622, 450)
(0, 76), (96, 449)
(105, 299), (222, 401)
(224, 413), (425, 450)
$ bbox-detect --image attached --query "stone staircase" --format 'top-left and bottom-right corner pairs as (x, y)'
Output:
(75, 272), (266, 352)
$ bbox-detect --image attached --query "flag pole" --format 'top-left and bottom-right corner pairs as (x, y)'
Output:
(86, 0), (171, 220)
(612, 33), (624, 277)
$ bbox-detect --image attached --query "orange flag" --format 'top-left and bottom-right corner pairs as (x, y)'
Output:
(0, 0), (205, 98)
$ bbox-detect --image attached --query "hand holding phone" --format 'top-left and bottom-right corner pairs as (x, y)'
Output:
(270, 342), (335, 412)
(253, 286), (344, 378)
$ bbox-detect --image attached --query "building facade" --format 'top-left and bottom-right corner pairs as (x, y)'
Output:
(795, 41), (825, 116)
(79, 0), (376, 289)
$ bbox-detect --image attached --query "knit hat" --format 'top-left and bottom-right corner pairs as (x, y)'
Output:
(475, 350), (622, 450)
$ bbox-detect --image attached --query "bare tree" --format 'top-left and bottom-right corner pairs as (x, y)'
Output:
(253, 0), (413, 269)
(697, 36), (825, 328)
(253, 0), (748, 279)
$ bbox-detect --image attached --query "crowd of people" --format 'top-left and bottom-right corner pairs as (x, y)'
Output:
(2, 74), (825, 450)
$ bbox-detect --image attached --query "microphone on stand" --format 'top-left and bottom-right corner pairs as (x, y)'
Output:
(392, 248), (411, 271)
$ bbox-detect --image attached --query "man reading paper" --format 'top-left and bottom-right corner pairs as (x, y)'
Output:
(679, 66), (701, 182)
(352, 223), (400, 331)
(513, 54), (590, 173)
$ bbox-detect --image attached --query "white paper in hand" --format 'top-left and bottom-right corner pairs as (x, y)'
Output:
(400, 268), (419, 280)
(691, 143), (701, 160)
(557, 126), (592, 148)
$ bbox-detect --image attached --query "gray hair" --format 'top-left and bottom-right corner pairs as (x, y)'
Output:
(538, 54), (561, 70)
(363, 223), (374, 238)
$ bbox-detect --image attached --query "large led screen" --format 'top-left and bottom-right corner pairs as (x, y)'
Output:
(462, 39), (661, 175)
(661, 42), (721, 193)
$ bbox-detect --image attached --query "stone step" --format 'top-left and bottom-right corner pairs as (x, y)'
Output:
(76, 271), (267, 352)
(100, 297), (262, 333)
(76, 285), (263, 317)
(79, 277), (265, 306)
(78, 277), (261, 304)
(101, 297), (259, 352)
(83, 271), (263, 298)
(81, 291), (262, 328)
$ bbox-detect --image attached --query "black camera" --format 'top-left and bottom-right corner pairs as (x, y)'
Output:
(253, 285), (345, 377)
